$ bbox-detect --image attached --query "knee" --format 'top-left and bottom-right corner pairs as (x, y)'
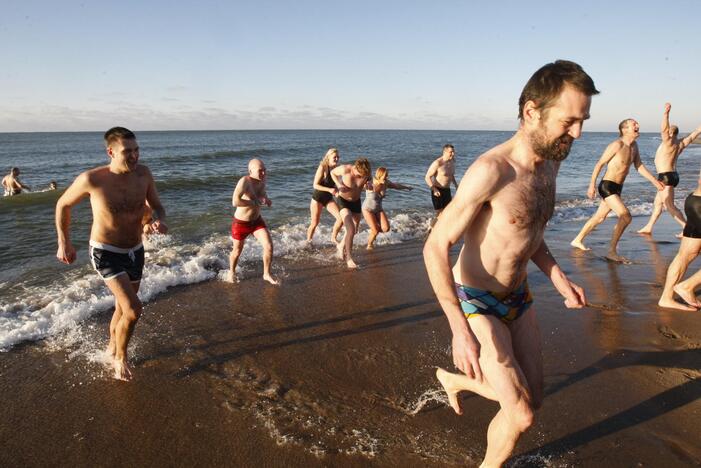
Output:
(620, 212), (632, 224)
(122, 302), (142, 323)
(511, 404), (536, 433)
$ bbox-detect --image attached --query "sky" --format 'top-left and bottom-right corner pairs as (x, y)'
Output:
(1, 0), (700, 133)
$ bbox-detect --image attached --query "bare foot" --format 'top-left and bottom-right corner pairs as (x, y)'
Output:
(436, 367), (463, 415)
(346, 258), (359, 269)
(263, 274), (280, 285)
(673, 284), (701, 307)
(570, 240), (590, 251)
(225, 271), (240, 283)
(658, 296), (698, 311)
(106, 340), (116, 359)
(366, 243), (374, 250)
(636, 227), (652, 235)
(336, 242), (345, 260)
(605, 253), (631, 264)
(113, 358), (133, 381)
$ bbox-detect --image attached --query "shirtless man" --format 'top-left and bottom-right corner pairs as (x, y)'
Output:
(331, 158), (371, 269)
(658, 170), (701, 310)
(425, 144), (458, 217)
(2, 167), (31, 196)
(228, 158), (279, 285)
(637, 103), (701, 235)
(55, 127), (167, 381)
(570, 119), (664, 262)
(424, 60), (595, 467)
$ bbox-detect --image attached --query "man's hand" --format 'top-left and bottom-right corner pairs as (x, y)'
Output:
(664, 102), (671, 113)
(553, 275), (586, 308)
(452, 330), (483, 381)
(260, 197), (272, 207)
(433, 186), (441, 197)
(587, 184), (596, 199)
(655, 180), (665, 191)
(151, 220), (168, 234)
(56, 242), (76, 264)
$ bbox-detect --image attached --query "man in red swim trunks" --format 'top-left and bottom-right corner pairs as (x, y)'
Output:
(228, 158), (279, 285)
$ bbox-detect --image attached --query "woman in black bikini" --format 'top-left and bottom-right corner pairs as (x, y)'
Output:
(307, 148), (343, 243)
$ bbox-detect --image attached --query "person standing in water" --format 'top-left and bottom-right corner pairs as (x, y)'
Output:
(307, 148), (343, 244)
(331, 158), (371, 269)
(425, 144), (458, 219)
(55, 127), (167, 381)
(2, 167), (31, 196)
(637, 103), (701, 236)
(362, 166), (412, 250)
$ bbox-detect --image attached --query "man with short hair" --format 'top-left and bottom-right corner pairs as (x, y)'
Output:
(424, 60), (596, 467)
(228, 158), (279, 285)
(331, 158), (371, 269)
(570, 119), (664, 262)
(56, 127), (167, 381)
(425, 144), (458, 217)
(637, 103), (701, 236)
(2, 167), (31, 196)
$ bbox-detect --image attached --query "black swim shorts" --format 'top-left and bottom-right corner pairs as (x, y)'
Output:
(657, 171), (680, 187)
(683, 193), (701, 238)
(336, 196), (362, 214)
(312, 189), (333, 206)
(431, 186), (452, 210)
(597, 180), (623, 199)
(89, 241), (145, 282)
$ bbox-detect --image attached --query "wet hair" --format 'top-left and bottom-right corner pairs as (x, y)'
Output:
(322, 148), (338, 166)
(618, 118), (634, 136)
(10, 167), (19, 175)
(442, 144), (454, 151)
(671, 125), (679, 136)
(104, 127), (136, 147)
(373, 167), (388, 186)
(49, 180), (57, 189)
(518, 60), (599, 121)
(353, 158), (371, 178)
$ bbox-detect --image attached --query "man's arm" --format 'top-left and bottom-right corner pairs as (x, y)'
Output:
(387, 180), (412, 191)
(661, 102), (672, 143)
(423, 157), (504, 381)
(55, 172), (90, 264)
(144, 168), (167, 234)
(530, 240), (586, 308)
(633, 147), (664, 190)
(330, 166), (349, 193)
(424, 160), (439, 191)
(451, 172), (459, 190)
(680, 125), (701, 151)
(587, 141), (621, 198)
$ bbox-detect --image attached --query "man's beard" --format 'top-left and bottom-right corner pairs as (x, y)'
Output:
(530, 127), (574, 161)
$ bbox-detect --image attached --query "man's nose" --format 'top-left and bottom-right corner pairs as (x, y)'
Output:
(568, 122), (583, 139)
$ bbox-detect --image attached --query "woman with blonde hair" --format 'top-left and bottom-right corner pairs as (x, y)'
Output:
(307, 148), (343, 243)
(362, 166), (412, 249)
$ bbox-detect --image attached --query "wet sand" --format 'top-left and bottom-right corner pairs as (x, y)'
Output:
(1, 216), (700, 467)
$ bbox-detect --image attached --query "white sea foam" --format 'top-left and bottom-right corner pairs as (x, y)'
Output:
(0, 212), (434, 352)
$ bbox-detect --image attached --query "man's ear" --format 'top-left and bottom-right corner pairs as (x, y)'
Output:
(106, 145), (114, 159)
(522, 100), (541, 126)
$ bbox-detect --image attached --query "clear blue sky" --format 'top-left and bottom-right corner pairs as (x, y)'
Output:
(1, 0), (700, 132)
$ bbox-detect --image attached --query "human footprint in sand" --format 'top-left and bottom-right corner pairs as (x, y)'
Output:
(362, 166), (412, 250)
(659, 171), (701, 311)
(228, 158), (280, 285)
(331, 158), (371, 269)
(424, 61), (594, 467)
(56, 127), (168, 381)
(637, 103), (701, 237)
(570, 119), (664, 263)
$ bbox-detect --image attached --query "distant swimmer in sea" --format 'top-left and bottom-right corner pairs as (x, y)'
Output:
(659, 169), (701, 310)
(307, 148), (343, 244)
(331, 157), (371, 269)
(228, 158), (279, 285)
(425, 144), (458, 221)
(48, 180), (58, 190)
(638, 103), (701, 236)
(2, 167), (31, 196)
(55, 127), (168, 381)
(362, 166), (412, 250)
(570, 119), (664, 263)
(424, 60), (595, 467)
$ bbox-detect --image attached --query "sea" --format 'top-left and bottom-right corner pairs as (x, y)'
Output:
(1, 130), (700, 352)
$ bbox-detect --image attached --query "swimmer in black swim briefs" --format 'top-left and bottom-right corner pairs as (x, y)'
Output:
(336, 196), (362, 214)
(431, 186), (452, 210)
(597, 180), (623, 199)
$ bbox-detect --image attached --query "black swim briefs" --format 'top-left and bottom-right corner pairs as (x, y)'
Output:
(683, 193), (701, 238)
(598, 180), (623, 199)
(312, 189), (333, 206)
(657, 171), (680, 187)
(89, 241), (145, 282)
(431, 186), (452, 210)
(336, 196), (362, 214)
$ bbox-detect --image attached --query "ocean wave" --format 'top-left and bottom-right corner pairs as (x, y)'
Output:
(0, 212), (433, 352)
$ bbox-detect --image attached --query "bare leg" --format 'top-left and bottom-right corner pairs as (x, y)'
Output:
(103, 276), (142, 381)
(675, 267), (701, 307)
(306, 199), (323, 241)
(326, 201), (343, 244)
(107, 302), (123, 357)
(603, 195), (632, 263)
(363, 209), (379, 250)
(571, 201), (611, 251)
(637, 190), (665, 234)
(658, 237), (701, 310)
(379, 211), (390, 233)
(227, 239), (244, 283)
(253, 228), (279, 285)
(339, 208), (358, 268)
(664, 188), (686, 228)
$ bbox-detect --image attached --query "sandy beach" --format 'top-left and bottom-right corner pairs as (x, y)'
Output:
(1, 215), (700, 467)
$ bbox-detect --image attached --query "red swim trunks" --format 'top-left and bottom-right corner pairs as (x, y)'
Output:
(231, 217), (267, 240)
